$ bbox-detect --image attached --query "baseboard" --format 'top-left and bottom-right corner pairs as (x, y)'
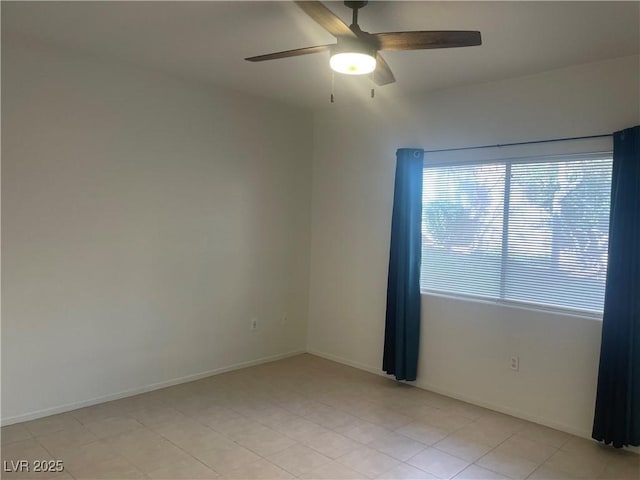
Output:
(307, 348), (387, 377)
(6, 347), (637, 454)
(420, 380), (638, 454)
(413, 379), (592, 440)
(1, 349), (305, 426)
(305, 348), (595, 441)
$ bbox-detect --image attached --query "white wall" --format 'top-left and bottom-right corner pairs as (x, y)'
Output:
(307, 55), (640, 438)
(3, 39), (639, 441)
(1, 43), (313, 423)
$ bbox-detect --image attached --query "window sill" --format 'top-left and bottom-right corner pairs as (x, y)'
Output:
(420, 290), (604, 322)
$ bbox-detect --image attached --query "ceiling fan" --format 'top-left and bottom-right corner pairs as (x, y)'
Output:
(245, 0), (482, 86)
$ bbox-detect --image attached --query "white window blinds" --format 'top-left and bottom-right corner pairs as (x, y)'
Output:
(421, 154), (613, 315)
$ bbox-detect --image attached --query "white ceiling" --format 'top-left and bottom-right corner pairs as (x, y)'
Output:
(3, 1), (639, 108)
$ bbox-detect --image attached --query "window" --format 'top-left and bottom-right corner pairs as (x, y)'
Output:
(420, 153), (613, 315)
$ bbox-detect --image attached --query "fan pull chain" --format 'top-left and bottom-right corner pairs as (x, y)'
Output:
(330, 71), (335, 103)
(370, 72), (375, 99)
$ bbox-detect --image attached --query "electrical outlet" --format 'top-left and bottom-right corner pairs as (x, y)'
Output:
(250, 318), (258, 331)
(510, 356), (519, 371)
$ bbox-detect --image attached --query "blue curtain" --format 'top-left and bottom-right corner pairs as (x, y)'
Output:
(383, 148), (424, 381)
(592, 125), (640, 448)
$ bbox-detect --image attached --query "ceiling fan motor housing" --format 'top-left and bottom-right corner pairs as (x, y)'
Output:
(332, 36), (376, 58)
(344, 1), (368, 10)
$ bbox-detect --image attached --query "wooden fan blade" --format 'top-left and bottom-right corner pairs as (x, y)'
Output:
(374, 31), (481, 51)
(373, 53), (395, 86)
(245, 44), (332, 62)
(294, 1), (357, 38)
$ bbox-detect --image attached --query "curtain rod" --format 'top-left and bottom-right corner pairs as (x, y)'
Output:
(423, 133), (612, 154)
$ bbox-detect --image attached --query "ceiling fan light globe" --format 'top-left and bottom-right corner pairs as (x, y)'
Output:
(330, 52), (376, 75)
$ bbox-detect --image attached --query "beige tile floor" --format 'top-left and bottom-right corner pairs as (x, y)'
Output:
(1, 354), (638, 479)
